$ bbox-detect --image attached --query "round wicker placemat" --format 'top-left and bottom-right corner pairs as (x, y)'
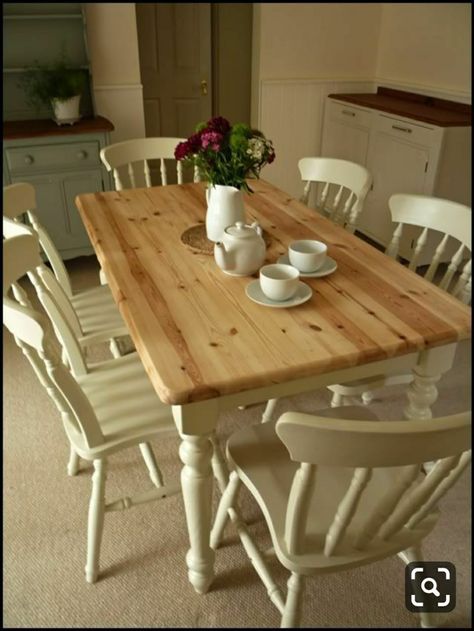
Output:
(180, 223), (272, 255)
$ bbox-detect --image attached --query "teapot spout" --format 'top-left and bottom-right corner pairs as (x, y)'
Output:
(214, 241), (232, 271)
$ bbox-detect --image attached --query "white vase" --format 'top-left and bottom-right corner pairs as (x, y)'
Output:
(205, 185), (246, 242)
(51, 94), (81, 126)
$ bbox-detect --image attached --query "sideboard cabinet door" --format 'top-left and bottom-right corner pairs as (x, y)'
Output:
(361, 114), (443, 258)
(11, 170), (104, 258)
(320, 99), (372, 166)
(321, 96), (470, 265)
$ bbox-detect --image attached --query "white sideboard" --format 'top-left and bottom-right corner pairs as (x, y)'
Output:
(321, 90), (471, 263)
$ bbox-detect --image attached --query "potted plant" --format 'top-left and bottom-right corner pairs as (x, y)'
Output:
(19, 53), (87, 125)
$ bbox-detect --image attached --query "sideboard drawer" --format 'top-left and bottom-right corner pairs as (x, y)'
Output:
(374, 114), (439, 147)
(328, 99), (373, 128)
(5, 141), (101, 174)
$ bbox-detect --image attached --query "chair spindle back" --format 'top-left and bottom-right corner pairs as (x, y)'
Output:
(385, 194), (471, 304)
(100, 137), (200, 190)
(3, 182), (73, 296)
(298, 157), (372, 233)
(277, 412), (471, 557)
(3, 240), (104, 449)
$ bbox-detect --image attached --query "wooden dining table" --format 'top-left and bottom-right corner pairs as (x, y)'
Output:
(76, 178), (471, 594)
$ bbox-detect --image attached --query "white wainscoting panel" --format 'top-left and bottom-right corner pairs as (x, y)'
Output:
(93, 84), (146, 143)
(258, 79), (372, 198)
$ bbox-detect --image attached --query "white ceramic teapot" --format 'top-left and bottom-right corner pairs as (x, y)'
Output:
(214, 221), (266, 276)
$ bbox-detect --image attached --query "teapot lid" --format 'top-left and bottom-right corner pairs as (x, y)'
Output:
(225, 221), (260, 239)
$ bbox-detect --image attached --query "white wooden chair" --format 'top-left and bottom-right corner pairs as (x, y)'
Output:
(298, 157), (372, 233)
(100, 136), (200, 190)
(3, 233), (182, 584)
(3, 182), (132, 358)
(212, 406), (471, 628)
(4, 226), (170, 484)
(328, 193), (471, 408)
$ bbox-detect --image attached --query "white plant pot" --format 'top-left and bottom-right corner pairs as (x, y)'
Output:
(51, 94), (81, 126)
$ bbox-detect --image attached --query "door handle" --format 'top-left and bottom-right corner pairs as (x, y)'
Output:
(200, 80), (208, 96)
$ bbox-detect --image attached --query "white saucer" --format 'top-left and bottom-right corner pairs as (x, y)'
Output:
(246, 280), (312, 308)
(277, 254), (337, 278)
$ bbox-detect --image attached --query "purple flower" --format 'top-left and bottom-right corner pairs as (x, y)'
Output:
(174, 141), (191, 160)
(207, 116), (231, 135)
(201, 131), (223, 151)
(188, 132), (202, 153)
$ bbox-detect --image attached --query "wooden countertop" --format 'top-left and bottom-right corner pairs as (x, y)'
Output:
(3, 116), (114, 140)
(76, 180), (471, 405)
(329, 87), (471, 127)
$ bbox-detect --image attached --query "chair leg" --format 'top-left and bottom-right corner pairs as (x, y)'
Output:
(398, 545), (438, 628)
(210, 432), (230, 492)
(85, 458), (107, 584)
(210, 470), (241, 550)
(330, 390), (344, 407)
(99, 267), (108, 286)
(109, 338), (122, 359)
(67, 446), (80, 476)
(281, 572), (305, 628)
(361, 390), (375, 405)
(139, 442), (164, 487)
(262, 398), (278, 423)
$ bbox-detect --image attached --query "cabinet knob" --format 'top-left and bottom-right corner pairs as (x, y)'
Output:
(77, 150), (88, 160)
(24, 155), (34, 165)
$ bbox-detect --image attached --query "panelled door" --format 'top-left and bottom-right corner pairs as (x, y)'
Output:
(136, 3), (212, 140)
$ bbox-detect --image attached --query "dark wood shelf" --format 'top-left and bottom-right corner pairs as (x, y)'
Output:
(3, 116), (115, 140)
(328, 87), (471, 127)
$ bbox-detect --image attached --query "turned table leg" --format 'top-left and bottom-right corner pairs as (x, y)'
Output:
(404, 344), (457, 421)
(173, 401), (219, 594)
(178, 435), (215, 593)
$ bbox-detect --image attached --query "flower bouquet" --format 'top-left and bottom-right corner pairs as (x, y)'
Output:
(174, 116), (275, 193)
(175, 117), (276, 241)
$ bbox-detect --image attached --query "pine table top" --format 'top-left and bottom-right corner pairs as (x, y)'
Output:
(76, 180), (471, 405)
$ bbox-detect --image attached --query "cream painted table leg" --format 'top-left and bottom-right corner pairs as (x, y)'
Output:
(173, 401), (219, 594)
(404, 344), (458, 420)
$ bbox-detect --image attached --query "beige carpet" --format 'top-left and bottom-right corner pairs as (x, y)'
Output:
(3, 255), (471, 628)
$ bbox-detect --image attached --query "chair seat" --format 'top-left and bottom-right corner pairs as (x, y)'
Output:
(76, 352), (175, 459)
(227, 407), (433, 575)
(71, 285), (129, 337)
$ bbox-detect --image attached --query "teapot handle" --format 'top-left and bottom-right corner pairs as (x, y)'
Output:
(250, 220), (262, 236)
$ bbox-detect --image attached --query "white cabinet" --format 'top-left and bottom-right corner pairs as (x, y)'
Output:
(321, 95), (471, 264)
(321, 99), (372, 167)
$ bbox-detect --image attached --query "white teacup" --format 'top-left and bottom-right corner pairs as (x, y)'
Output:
(289, 240), (327, 273)
(259, 263), (299, 301)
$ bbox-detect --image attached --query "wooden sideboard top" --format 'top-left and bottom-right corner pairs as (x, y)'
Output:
(3, 116), (115, 140)
(328, 87), (471, 127)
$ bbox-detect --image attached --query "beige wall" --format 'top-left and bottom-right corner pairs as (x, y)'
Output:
(376, 3), (471, 97)
(257, 3), (382, 79)
(84, 3), (146, 142)
(253, 2), (471, 103)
